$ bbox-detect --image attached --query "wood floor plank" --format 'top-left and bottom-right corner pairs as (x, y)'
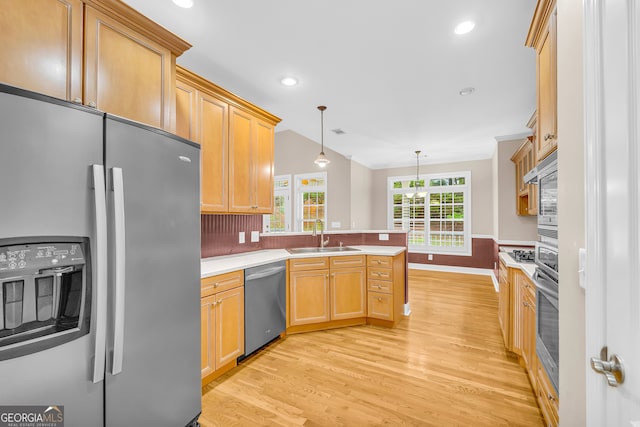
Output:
(200, 270), (544, 426)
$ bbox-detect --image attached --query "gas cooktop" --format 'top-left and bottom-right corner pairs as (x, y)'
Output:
(507, 249), (535, 263)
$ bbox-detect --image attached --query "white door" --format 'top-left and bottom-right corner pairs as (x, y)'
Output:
(584, 0), (640, 425)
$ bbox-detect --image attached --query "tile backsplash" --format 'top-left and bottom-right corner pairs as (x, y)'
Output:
(201, 214), (407, 258)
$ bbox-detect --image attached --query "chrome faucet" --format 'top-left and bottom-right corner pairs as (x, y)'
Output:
(312, 219), (330, 248)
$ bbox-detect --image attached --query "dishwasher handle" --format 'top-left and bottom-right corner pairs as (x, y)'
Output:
(245, 265), (286, 282)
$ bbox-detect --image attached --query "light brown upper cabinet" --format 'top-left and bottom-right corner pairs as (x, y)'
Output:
(0, 0), (191, 132)
(527, 0), (557, 163)
(229, 107), (275, 213)
(175, 66), (281, 214)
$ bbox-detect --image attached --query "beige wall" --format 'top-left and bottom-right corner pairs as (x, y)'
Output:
(274, 130), (353, 230)
(350, 161), (373, 229)
(496, 138), (538, 243)
(492, 146), (500, 240)
(370, 159), (494, 236)
(557, 0), (586, 423)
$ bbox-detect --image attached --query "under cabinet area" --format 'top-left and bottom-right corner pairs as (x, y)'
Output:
(0, 0), (190, 131)
(175, 66), (281, 214)
(200, 270), (244, 386)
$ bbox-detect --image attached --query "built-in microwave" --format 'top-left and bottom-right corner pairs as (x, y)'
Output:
(537, 151), (558, 228)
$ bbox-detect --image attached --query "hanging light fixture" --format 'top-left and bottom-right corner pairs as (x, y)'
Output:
(406, 150), (426, 199)
(314, 105), (330, 167)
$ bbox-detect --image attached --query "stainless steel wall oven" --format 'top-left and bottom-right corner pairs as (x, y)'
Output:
(535, 267), (559, 392)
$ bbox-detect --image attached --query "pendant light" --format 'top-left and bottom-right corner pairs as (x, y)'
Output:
(406, 150), (425, 199)
(314, 105), (330, 167)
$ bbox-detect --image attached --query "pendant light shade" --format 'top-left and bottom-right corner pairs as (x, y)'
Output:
(314, 105), (330, 167)
(406, 150), (425, 198)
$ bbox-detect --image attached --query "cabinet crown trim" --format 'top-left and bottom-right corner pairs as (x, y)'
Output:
(177, 65), (282, 125)
(84, 0), (192, 55)
(525, 0), (556, 48)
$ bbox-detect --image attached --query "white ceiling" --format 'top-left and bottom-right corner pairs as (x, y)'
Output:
(123, 0), (538, 169)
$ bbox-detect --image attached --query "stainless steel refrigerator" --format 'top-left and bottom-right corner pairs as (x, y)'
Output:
(0, 84), (201, 426)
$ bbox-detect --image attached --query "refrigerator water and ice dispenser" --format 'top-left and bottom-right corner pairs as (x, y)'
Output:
(0, 237), (91, 360)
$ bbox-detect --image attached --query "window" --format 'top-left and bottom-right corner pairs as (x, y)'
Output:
(388, 171), (471, 254)
(294, 172), (327, 232)
(263, 175), (291, 232)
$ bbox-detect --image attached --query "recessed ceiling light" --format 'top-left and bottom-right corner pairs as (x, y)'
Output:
(459, 87), (475, 96)
(172, 0), (193, 8)
(454, 21), (475, 35)
(281, 76), (298, 86)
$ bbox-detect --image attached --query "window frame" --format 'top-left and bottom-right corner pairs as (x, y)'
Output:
(263, 174), (292, 233)
(294, 172), (328, 232)
(387, 171), (471, 255)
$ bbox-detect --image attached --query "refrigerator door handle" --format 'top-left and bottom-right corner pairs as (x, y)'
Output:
(111, 167), (126, 375)
(91, 164), (108, 383)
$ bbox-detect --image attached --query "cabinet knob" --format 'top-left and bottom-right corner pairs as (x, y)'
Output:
(377, 297), (382, 302)
(377, 260), (382, 264)
(544, 133), (556, 141)
(213, 283), (219, 288)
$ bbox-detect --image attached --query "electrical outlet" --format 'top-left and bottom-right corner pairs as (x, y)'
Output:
(428, 254), (433, 261)
(379, 233), (389, 241)
(239, 232), (245, 244)
(251, 231), (260, 243)
(331, 221), (341, 228)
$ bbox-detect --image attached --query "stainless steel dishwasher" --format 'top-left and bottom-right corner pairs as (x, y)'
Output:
(243, 261), (286, 357)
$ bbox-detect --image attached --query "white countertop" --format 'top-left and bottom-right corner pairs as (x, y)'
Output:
(499, 252), (536, 279)
(201, 246), (407, 278)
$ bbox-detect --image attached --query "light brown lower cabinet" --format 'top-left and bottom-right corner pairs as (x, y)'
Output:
(366, 253), (406, 324)
(200, 270), (244, 386)
(537, 356), (559, 427)
(288, 255), (366, 328)
(498, 260), (558, 426)
(287, 253), (406, 333)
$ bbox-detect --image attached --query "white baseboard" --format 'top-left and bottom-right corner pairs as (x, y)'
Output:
(408, 262), (499, 292)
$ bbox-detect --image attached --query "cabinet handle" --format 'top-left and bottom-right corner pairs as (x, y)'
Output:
(544, 133), (556, 141)
(376, 260), (382, 264)
(88, 101), (97, 108)
(548, 393), (555, 402)
(213, 283), (219, 288)
(331, 273), (335, 277)
(523, 301), (528, 307)
(251, 205), (258, 209)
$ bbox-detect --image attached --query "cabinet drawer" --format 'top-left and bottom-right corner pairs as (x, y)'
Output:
(367, 291), (393, 321)
(201, 270), (244, 298)
(367, 255), (392, 268)
(289, 257), (329, 272)
(367, 279), (392, 294)
(330, 255), (365, 269)
(537, 361), (559, 427)
(368, 267), (392, 281)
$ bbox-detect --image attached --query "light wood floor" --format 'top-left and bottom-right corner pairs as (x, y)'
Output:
(200, 270), (544, 426)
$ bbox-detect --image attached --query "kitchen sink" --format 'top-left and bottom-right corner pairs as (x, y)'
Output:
(287, 246), (361, 254)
